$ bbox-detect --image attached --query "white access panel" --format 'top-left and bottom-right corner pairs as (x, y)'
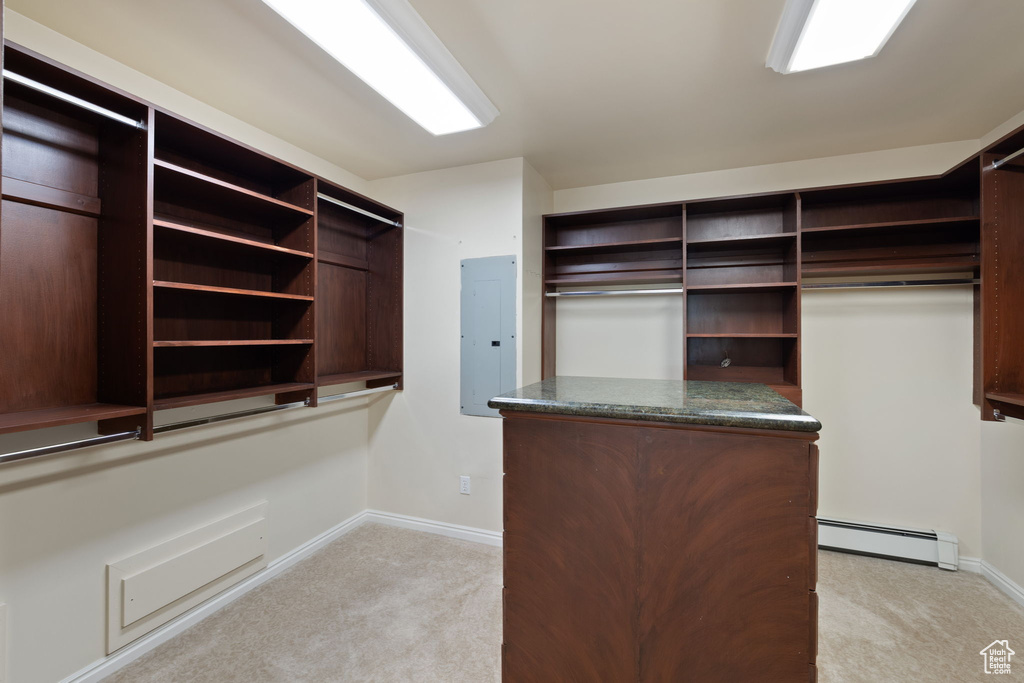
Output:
(107, 503), (268, 653)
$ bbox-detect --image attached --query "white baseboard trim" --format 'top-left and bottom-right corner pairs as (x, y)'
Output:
(363, 509), (503, 547)
(958, 556), (983, 574)
(61, 509), (369, 683)
(980, 560), (1024, 610)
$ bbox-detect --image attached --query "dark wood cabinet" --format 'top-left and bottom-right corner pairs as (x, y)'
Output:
(502, 412), (820, 682)
(0, 42), (404, 440)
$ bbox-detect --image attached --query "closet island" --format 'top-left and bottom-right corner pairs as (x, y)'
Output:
(491, 376), (821, 682)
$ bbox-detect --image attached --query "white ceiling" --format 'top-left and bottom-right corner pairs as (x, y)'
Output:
(10, 0), (1024, 189)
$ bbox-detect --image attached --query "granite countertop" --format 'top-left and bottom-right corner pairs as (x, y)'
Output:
(488, 376), (821, 433)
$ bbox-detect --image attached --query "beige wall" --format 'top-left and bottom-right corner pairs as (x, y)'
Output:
(981, 420), (1024, 587)
(0, 14), (376, 683)
(365, 159), (534, 533)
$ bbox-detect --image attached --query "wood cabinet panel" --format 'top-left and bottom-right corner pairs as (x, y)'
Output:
(502, 413), (818, 682)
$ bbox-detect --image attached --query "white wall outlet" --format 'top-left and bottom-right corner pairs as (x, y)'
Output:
(0, 603), (7, 683)
(459, 476), (471, 495)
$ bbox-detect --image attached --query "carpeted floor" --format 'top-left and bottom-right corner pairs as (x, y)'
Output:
(105, 523), (1024, 682)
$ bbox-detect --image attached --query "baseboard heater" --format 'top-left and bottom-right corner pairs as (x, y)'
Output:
(817, 517), (959, 571)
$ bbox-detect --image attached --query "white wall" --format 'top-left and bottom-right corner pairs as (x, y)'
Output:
(802, 288), (982, 555)
(550, 142), (989, 559)
(365, 159), (536, 532)
(0, 15), (376, 683)
(981, 420), (1024, 588)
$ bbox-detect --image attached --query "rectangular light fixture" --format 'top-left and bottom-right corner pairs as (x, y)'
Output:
(262, 0), (498, 135)
(767, 0), (918, 74)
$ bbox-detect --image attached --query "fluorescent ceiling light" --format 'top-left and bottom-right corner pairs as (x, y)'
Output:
(262, 0), (498, 135)
(767, 0), (918, 74)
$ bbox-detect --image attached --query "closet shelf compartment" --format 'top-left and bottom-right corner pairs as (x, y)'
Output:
(545, 237), (683, 255)
(153, 281), (314, 302)
(154, 382), (316, 410)
(801, 256), (980, 278)
(153, 219), (314, 259)
(153, 159), (314, 219)
(153, 340), (314, 347)
(318, 370), (403, 387)
(0, 404), (148, 436)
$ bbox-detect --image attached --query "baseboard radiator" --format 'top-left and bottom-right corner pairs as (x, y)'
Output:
(817, 517), (959, 571)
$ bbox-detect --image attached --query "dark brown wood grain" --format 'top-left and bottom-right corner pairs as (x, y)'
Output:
(502, 413), (819, 682)
(503, 415), (640, 682)
(979, 152), (1024, 421)
(315, 180), (404, 388)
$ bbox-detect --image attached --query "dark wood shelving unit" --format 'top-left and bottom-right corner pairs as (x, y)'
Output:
(0, 42), (405, 444)
(151, 112), (318, 411)
(801, 162), (980, 279)
(980, 136), (1024, 421)
(316, 181), (404, 392)
(685, 194), (801, 403)
(540, 153), (1015, 416)
(0, 43), (152, 437)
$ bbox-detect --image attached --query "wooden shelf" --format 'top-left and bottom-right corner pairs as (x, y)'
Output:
(686, 365), (793, 385)
(154, 340), (313, 347)
(686, 333), (797, 338)
(154, 382), (315, 410)
(0, 404), (147, 436)
(801, 216), (979, 234)
(318, 370), (403, 387)
(687, 282), (798, 293)
(546, 272), (683, 287)
(154, 159), (313, 216)
(545, 237), (683, 255)
(686, 233), (796, 249)
(986, 392), (1024, 408)
(319, 250), (369, 271)
(153, 280), (314, 302)
(154, 219), (314, 259)
(801, 256), (980, 278)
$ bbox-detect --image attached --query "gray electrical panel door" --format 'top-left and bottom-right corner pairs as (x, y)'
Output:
(461, 256), (517, 417)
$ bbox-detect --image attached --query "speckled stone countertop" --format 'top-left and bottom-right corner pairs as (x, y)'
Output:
(488, 376), (821, 433)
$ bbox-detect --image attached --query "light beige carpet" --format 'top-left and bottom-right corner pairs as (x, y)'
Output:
(105, 523), (1024, 682)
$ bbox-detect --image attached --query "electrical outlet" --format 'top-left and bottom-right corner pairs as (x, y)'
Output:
(0, 603), (7, 683)
(459, 476), (471, 495)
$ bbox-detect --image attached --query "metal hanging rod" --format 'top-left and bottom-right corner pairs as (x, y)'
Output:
(992, 147), (1024, 170)
(317, 383), (399, 404)
(3, 70), (146, 129)
(317, 193), (402, 228)
(0, 385), (400, 464)
(154, 399), (309, 435)
(0, 429), (141, 466)
(155, 383), (399, 434)
(546, 288), (684, 298)
(802, 278), (978, 290)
